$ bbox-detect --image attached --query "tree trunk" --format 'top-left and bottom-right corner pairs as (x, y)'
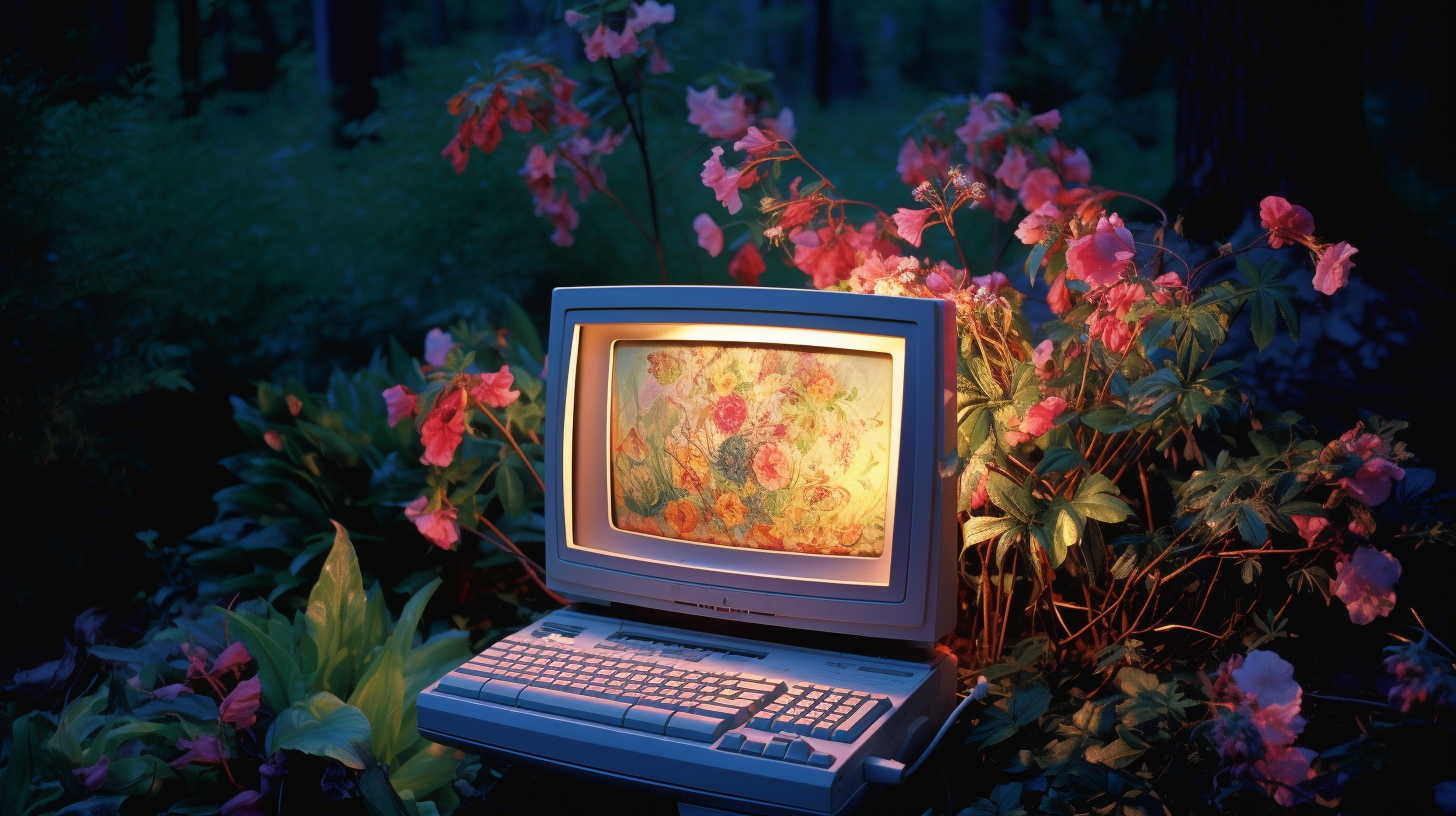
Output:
(177, 0), (201, 116)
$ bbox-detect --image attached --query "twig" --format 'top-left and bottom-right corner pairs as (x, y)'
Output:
(476, 404), (546, 491)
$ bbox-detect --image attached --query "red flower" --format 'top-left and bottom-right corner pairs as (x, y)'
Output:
(1015, 202), (1062, 246)
(471, 366), (521, 409)
(1030, 108), (1061, 131)
(419, 390), (467, 468)
(711, 394), (748, 434)
(1066, 214), (1136, 286)
(1258, 196), (1316, 249)
(263, 430), (283, 452)
(286, 395), (302, 416)
(405, 495), (460, 549)
(219, 675), (262, 730)
(210, 640), (252, 677)
(791, 226), (858, 289)
(896, 137), (949, 187)
(1046, 272), (1072, 315)
(382, 385), (417, 428)
(728, 242), (766, 285)
(441, 135), (469, 174)
(993, 145), (1031, 189)
(1005, 396), (1067, 445)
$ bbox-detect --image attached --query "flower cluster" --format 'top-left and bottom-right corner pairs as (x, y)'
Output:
(1258, 196), (1357, 295)
(565, 1), (675, 71)
(1383, 634), (1456, 712)
(1207, 651), (1317, 806)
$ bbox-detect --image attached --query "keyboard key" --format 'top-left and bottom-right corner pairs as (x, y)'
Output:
(783, 738), (813, 764)
(810, 721), (833, 739)
(747, 711), (775, 730)
(518, 686), (630, 726)
(737, 680), (787, 696)
(762, 738), (791, 760)
(666, 712), (731, 742)
(479, 679), (528, 706)
(436, 672), (486, 698)
(807, 751), (834, 768)
(792, 717), (817, 735)
(739, 738), (767, 755)
(831, 697), (889, 743)
(718, 732), (747, 752)
(694, 702), (749, 726)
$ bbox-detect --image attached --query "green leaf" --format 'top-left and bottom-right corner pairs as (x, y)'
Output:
(1236, 505), (1268, 546)
(390, 741), (461, 799)
(349, 648), (404, 767)
(1051, 506), (1080, 569)
(297, 420), (362, 468)
(969, 357), (1003, 400)
(962, 516), (1021, 547)
(1025, 241), (1049, 283)
(496, 464), (525, 518)
(1010, 682), (1052, 726)
(308, 522), (369, 696)
(1036, 447), (1085, 476)
(226, 610), (306, 714)
(104, 756), (176, 797)
(986, 472), (1039, 522)
(4, 713), (48, 816)
(1084, 737), (1144, 768)
(961, 406), (993, 455)
(1250, 290), (1276, 350)
(270, 692), (374, 769)
(1072, 474), (1132, 524)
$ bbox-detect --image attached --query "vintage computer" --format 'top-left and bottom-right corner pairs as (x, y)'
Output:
(418, 285), (961, 816)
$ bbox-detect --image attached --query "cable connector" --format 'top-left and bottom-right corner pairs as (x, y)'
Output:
(863, 756), (905, 785)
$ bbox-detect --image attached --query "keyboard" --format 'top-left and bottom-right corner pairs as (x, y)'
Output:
(419, 607), (956, 816)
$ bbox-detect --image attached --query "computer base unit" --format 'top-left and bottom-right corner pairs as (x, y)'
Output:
(417, 607), (957, 816)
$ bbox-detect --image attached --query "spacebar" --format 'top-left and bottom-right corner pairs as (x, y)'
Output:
(517, 686), (630, 726)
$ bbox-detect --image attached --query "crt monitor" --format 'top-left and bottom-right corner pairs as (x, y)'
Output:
(543, 285), (956, 645)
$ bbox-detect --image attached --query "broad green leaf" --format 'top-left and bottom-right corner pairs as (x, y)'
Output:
(296, 420), (361, 468)
(496, 464), (525, 518)
(1073, 474), (1132, 524)
(349, 648), (404, 766)
(986, 472), (1039, 522)
(1010, 682), (1052, 726)
(48, 690), (107, 766)
(962, 516), (1021, 547)
(969, 357), (1002, 400)
(1236, 505), (1268, 546)
(4, 713), (48, 816)
(308, 522), (368, 696)
(84, 721), (173, 766)
(1051, 507), (1080, 568)
(1115, 667), (1159, 696)
(391, 741), (460, 799)
(226, 610), (306, 714)
(104, 755), (176, 797)
(270, 692), (374, 769)
(1036, 447), (1085, 476)
(1084, 737), (1144, 768)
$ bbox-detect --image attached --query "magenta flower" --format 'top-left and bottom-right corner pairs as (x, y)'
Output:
(405, 495), (460, 549)
(1332, 546), (1401, 624)
(627, 1), (675, 32)
(1341, 456), (1405, 506)
(1313, 241), (1356, 295)
(1018, 168), (1064, 212)
(419, 390), (467, 468)
(73, 755), (109, 791)
(954, 103), (1007, 149)
(733, 127), (776, 157)
(1030, 108), (1061, 131)
(471, 366), (521, 409)
(728, 242), (766, 286)
(896, 137), (949, 187)
(170, 734), (224, 769)
(219, 675), (262, 730)
(1031, 339), (1056, 380)
(701, 146), (744, 214)
(221, 790), (267, 816)
(424, 328), (456, 367)
(211, 641), (252, 677)
(648, 46), (673, 74)
(693, 213), (724, 257)
(892, 207), (935, 247)
(1290, 514), (1330, 544)
(382, 385), (417, 428)
(970, 271), (1010, 293)
(1258, 196), (1316, 249)
(582, 23), (638, 62)
(1257, 746), (1318, 807)
(1054, 145), (1092, 185)
(1065, 214), (1136, 286)
(686, 86), (751, 140)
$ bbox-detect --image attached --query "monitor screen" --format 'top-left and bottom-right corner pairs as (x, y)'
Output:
(608, 340), (894, 559)
(544, 286), (956, 644)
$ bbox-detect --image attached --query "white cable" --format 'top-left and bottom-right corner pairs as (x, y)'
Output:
(901, 676), (988, 782)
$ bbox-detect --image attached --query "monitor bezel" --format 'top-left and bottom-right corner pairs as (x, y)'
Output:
(544, 286), (956, 643)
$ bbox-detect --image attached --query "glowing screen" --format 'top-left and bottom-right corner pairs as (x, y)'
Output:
(609, 341), (893, 557)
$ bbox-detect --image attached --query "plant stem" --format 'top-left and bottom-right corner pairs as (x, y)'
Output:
(477, 404), (546, 491)
(605, 58), (666, 282)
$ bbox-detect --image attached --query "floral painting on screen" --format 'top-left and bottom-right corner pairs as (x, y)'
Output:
(610, 341), (893, 557)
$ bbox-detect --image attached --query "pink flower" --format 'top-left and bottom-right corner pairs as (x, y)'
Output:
(1005, 396), (1067, 445)
(1341, 456), (1405, 506)
(286, 394), (302, 416)
(471, 366), (521, 409)
(1257, 746), (1317, 807)
(1065, 214), (1137, 286)
(701, 146), (744, 214)
(1232, 650), (1302, 709)
(520, 144), (556, 199)
(848, 251), (899, 293)
(896, 138), (949, 187)
(441, 135), (469, 174)
(1015, 202), (1062, 246)
(564, 10), (589, 25)
(73, 755), (109, 791)
(152, 683), (193, 700)
(211, 641), (252, 676)
(969, 472), (989, 510)
(1055, 146), (1092, 185)
(219, 675), (262, 730)
(648, 45), (673, 74)
(990, 190), (1017, 221)
(712, 394), (748, 434)
(954, 103), (1007, 149)
(1332, 546), (1401, 624)
(1088, 313), (1136, 354)
(728, 242), (766, 285)
(424, 328), (456, 367)
(762, 107), (795, 141)
(1151, 271), (1184, 305)
(582, 24), (639, 61)
(222, 790), (267, 816)
(993, 145), (1031, 189)
(733, 126), (776, 157)
(1018, 168), (1063, 212)
(1313, 241), (1356, 295)
(1032, 339), (1056, 380)
(263, 430), (283, 452)
(893, 207), (935, 247)
(419, 390), (467, 468)
(686, 86), (751, 140)
(539, 190), (580, 247)
(752, 443), (791, 490)
(971, 271), (1010, 293)
(693, 213), (724, 257)
(405, 495), (460, 549)
(170, 734), (224, 769)
(1340, 427), (1390, 459)
(1030, 109), (1061, 131)
(1047, 272), (1072, 315)
(627, 1), (675, 32)
(1258, 196), (1316, 249)
(1103, 280), (1146, 320)
(1291, 515), (1329, 544)
(382, 385), (417, 428)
